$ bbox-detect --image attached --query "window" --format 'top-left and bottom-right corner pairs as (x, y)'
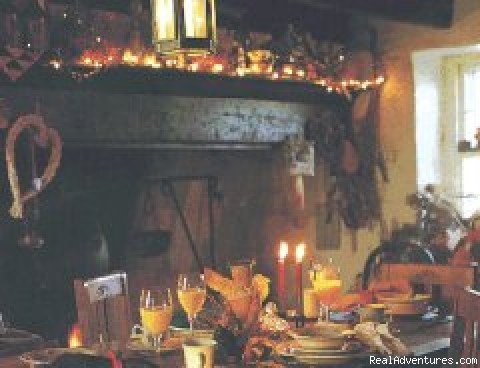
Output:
(441, 54), (480, 218)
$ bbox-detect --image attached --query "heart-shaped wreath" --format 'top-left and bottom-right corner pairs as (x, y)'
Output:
(5, 114), (62, 219)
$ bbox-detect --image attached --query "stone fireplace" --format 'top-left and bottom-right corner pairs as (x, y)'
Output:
(0, 84), (342, 342)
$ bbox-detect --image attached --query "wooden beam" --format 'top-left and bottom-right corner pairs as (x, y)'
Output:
(48, 0), (454, 29)
(49, 0), (133, 13)
(298, 0), (454, 28)
(47, 0), (353, 42)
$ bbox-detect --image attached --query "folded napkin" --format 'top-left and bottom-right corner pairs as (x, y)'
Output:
(354, 322), (411, 356)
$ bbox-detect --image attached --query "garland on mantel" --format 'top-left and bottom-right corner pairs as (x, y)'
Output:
(46, 25), (385, 99)
(0, 0), (385, 98)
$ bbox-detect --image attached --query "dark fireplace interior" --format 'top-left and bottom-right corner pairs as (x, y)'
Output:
(0, 147), (143, 342)
(0, 144), (296, 343)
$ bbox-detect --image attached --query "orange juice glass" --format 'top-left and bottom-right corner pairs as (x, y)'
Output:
(178, 273), (207, 334)
(178, 288), (207, 319)
(140, 288), (173, 350)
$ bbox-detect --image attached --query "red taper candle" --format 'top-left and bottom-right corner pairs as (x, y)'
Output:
(277, 241), (288, 311)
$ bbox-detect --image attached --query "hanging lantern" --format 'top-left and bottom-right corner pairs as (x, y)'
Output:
(151, 0), (217, 55)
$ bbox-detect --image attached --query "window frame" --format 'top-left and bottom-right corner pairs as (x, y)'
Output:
(440, 53), (480, 217)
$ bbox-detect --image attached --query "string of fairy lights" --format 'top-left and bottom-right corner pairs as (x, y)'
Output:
(48, 46), (385, 97)
(1, 0), (385, 97)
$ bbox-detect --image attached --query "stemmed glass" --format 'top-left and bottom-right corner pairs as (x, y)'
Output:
(139, 288), (173, 351)
(177, 273), (207, 334)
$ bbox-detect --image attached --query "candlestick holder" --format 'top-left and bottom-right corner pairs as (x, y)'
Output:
(296, 272), (304, 319)
(294, 285), (305, 328)
(295, 313), (305, 328)
(282, 309), (305, 328)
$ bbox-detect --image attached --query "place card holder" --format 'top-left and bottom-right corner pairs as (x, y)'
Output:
(74, 272), (131, 347)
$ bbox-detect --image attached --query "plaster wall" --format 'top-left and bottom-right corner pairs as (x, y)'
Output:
(375, 0), (480, 226)
(314, 0), (480, 291)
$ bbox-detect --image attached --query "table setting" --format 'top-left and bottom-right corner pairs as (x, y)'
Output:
(0, 247), (454, 368)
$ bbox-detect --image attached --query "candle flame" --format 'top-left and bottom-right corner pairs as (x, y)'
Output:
(283, 65), (294, 75)
(375, 75), (385, 84)
(68, 323), (83, 348)
(123, 49), (139, 64)
(295, 243), (306, 263)
(212, 63), (224, 73)
(279, 241), (288, 261)
(143, 54), (157, 67)
(189, 62), (199, 72)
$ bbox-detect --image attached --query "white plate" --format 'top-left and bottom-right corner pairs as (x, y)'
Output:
(291, 329), (345, 350)
(169, 326), (214, 338)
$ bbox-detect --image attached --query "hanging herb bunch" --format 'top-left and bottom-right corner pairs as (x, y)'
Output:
(307, 89), (388, 230)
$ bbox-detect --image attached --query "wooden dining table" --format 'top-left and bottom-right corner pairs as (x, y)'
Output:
(0, 320), (452, 367)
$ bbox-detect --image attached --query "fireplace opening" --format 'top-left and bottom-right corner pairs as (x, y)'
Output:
(0, 145), (290, 343)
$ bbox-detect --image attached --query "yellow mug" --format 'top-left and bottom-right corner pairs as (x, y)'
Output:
(183, 338), (217, 368)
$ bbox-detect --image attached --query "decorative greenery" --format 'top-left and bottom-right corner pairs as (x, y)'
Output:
(307, 90), (388, 229)
(0, 1), (384, 97)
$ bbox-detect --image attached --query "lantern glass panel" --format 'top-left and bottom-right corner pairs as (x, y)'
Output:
(183, 0), (207, 38)
(154, 0), (176, 40)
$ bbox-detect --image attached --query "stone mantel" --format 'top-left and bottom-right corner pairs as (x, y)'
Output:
(0, 69), (344, 146)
